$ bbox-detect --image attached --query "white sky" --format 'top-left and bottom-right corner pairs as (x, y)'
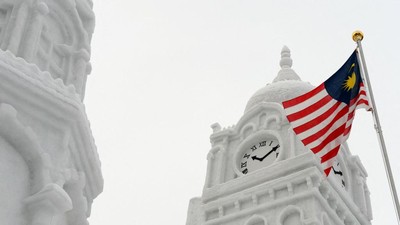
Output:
(86, 1), (400, 224)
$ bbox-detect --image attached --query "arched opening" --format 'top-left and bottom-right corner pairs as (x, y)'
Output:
(244, 214), (267, 225)
(282, 211), (301, 225)
(279, 205), (304, 225)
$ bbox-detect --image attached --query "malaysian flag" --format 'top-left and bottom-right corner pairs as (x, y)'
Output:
(282, 50), (370, 176)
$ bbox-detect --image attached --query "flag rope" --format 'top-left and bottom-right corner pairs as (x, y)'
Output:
(353, 30), (400, 225)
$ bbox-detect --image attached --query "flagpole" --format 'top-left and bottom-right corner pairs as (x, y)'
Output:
(352, 30), (400, 224)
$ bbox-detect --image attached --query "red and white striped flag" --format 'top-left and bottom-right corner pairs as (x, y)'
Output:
(282, 50), (370, 176)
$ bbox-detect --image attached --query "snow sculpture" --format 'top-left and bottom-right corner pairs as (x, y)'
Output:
(186, 47), (372, 225)
(0, 1), (102, 225)
(0, 0), (94, 98)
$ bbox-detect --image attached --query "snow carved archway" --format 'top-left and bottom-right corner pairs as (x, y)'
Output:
(278, 205), (306, 225)
(244, 214), (267, 225)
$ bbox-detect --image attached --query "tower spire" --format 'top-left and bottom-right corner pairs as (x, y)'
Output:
(273, 46), (301, 82)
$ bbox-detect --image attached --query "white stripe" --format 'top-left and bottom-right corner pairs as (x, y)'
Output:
(355, 95), (370, 110)
(303, 113), (348, 149)
(345, 118), (354, 130)
(314, 135), (346, 159)
(289, 97), (336, 129)
(321, 158), (335, 171)
(284, 88), (329, 115)
(296, 102), (347, 139)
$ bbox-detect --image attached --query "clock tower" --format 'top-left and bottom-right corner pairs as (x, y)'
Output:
(186, 46), (372, 225)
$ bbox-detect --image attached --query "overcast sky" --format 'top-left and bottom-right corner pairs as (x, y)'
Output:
(85, 1), (400, 224)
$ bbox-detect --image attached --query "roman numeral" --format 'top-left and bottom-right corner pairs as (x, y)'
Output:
(243, 153), (250, 159)
(250, 145), (257, 151)
(259, 141), (266, 147)
(269, 141), (273, 146)
(242, 168), (248, 174)
(241, 162), (247, 168)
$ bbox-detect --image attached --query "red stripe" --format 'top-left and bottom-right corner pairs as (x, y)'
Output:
(350, 89), (367, 105)
(320, 145), (340, 163)
(293, 101), (341, 134)
(356, 99), (369, 107)
(347, 109), (355, 121)
(283, 84), (325, 108)
(301, 106), (348, 145)
(344, 124), (352, 136)
(311, 123), (346, 154)
(287, 94), (332, 122)
(324, 167), (332, 176)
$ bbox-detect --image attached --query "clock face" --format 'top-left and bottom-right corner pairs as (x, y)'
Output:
(331, 161), (346, 189)
(240, 139), (280, 174)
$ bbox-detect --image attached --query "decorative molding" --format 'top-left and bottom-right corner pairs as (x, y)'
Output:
(203, 166), (321, 223)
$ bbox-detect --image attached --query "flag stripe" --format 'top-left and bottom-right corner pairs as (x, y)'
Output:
(286, 94), (332, 122)
(320, 145), (341, 163)
(356, 99), (369, 108)
(324, 168), (332, 176)
(293, 100), (342, 134)
(301, 105), (349, 145)
(343, 124), (352, 137)
(284, 87), (329, 116)
(282, 84), (325, 109)
(288, 96), (338, 130)
(310, 123), (346, 154)
(295, 102), (347, 140)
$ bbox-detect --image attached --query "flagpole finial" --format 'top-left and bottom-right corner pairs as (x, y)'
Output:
(352, 30), (364, 42)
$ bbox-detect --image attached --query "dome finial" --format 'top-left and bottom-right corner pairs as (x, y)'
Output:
(280, 45), (292, 69)
(273, 45), (301, 83)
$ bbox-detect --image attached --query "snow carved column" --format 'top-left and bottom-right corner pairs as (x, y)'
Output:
(205, 147), (219, 188)
(64, 172), (90, 225)
(21, 2), (48, 61)
(355, 175), (367, 215)
(72, 49), (91, 97)
(6, 2), (29, 53)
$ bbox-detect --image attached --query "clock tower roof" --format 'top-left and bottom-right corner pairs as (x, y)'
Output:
(244, 46), (314, 113)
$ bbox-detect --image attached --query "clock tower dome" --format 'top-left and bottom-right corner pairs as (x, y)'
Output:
(186, 46), (372, 225)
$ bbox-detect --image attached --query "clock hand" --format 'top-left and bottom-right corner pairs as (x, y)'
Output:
(251, 144), (280, 161)
(331, 166), (343, 176)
